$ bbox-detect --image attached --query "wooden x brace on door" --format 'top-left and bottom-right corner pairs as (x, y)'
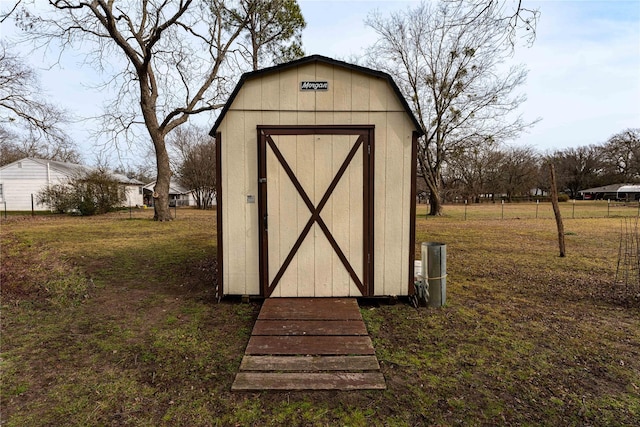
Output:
(263, 133), (367, 297)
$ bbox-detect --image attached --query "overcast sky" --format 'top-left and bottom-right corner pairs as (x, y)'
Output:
(299, 0), (640, 152)
(2, 0), (639, 166)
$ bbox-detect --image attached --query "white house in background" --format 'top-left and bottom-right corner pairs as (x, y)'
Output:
(0, 158), (144, 211)
(142, 180), (197, 207)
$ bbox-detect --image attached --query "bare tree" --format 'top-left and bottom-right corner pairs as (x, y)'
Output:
(11, 1), (257, 221)
(0, 40), (76, 165)
(465, 0), (540, 48)
(169, 125), (217, 210)
(12, 1), (306, 220)
(0, 137), (81, 166)
(497, 145), (539, 201)
(550, 145), (603, 198)
(446, 143), (504, 203)
(235, 0), (306, 70)
(366, 0), (538, 215)
(0, 0), (23, 23)
(601, 128), (640, 184)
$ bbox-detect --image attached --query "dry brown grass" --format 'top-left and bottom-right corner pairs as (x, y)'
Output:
(1, 208), (638, 426)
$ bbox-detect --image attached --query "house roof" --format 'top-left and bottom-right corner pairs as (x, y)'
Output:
(1, 157), (144, 185)
(30, 158), (87, 176)
(143, 180), (191, 195)
(578, 183), (634, 193)
(209, 54), (425, 136)
(617, 185), (640, 193)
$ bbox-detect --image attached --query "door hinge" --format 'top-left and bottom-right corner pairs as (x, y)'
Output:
(367, 144), (370, 155)
(258, 178), (267, 184)
(264, 214), (268, 230)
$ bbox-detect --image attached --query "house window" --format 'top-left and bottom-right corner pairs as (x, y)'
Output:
(138, 187), (143, 195)
(17, 162), (22, 169)
(0, 183), (3, 199)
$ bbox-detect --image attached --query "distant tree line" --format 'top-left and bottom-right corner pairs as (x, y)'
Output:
(436, 128), (639, 203)
(3, 0), (306, 221)
(2, 0), (535, 218)
(165, 125), (638, 211)
(4, 0), (635, 217)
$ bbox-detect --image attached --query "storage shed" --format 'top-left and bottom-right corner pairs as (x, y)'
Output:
(210, 55), (423, 298)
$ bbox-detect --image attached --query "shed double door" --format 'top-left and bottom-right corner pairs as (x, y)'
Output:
(258, 126), (374, 297)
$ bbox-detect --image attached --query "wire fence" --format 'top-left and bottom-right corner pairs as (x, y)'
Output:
(615, 217), (639, 291)
(419, 200), (640, 221)
(3, 198), (639, 221)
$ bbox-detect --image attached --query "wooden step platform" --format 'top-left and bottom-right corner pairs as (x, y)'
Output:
(232, 298), (386, 391)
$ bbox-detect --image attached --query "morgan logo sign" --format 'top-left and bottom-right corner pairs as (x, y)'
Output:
(300, 81), (329, 91)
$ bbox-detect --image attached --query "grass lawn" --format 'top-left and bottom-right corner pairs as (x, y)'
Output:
(1, 207), (639, 426)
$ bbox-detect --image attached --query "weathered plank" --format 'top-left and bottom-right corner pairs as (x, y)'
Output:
(246, 335), (375, 355)
(233, 298), (386, 391)
(252, 320), (368, 336)
(239, 355), (380, 371)
(258, 298), (362, 320)
(232, 372), (386, 391)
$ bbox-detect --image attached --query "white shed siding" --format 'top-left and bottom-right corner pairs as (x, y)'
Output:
(217, 60), (417, 296)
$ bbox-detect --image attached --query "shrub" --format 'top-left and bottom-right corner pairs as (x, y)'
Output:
(37, 184), (75, 213)
(558, 193), (570, 202)
(37, 169), (127, 215)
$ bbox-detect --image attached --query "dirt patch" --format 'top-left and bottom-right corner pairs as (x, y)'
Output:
(0, 234), (91, 306)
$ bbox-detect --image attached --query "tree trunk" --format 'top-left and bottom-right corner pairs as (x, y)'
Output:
(153, 134), (173, 222)
(428, 190), (443, 216)
(549, 164), (566, 257)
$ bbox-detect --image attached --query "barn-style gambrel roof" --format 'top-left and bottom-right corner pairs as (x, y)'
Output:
(210, 54), (424, 136)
